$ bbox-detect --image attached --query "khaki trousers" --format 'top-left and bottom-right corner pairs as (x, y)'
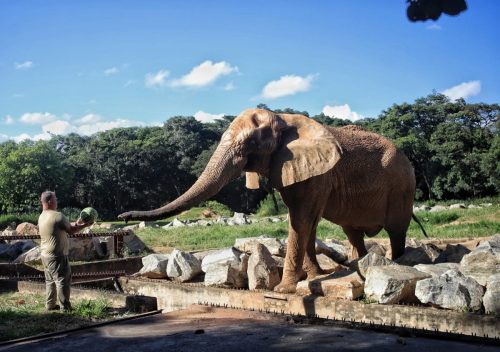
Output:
(41, 255), (72, 310)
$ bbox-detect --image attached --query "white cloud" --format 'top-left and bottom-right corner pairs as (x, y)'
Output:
(426, 24), (442, 30)
(261, 74), (315, 99)
(145, 69), (169, 88)
(322, 104), (364, 121)
(76, 113), (101, 125)
(77, 119), (144, 135)
(194, 111), (225, 123)
(42, 120), (75, 135)
(14, 61), (33, 70)
(224, 82), (236, 91)
(0, 134), (9, 143)
(3, 115), (14, 125)
(171, 60), (238, 88)
(104, 67), (119, 76)
(442, 80), (481, 101)
(20, 112), (56, 124)
(13, 133), (31, 143)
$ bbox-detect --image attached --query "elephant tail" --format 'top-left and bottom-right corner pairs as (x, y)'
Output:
(412, 213), (429, 238)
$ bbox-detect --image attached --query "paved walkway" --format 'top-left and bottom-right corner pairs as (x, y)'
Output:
(1, 306), (497, 352)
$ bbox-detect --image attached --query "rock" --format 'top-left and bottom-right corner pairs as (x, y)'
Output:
(430, 205), (448, 212)
(97, 222), (116, 230)
(196, 220), (212, 227)
(415, 270), (484, 311)
(166, 249), (202, 282)
(123, 231), (148, 254)
(324, 239), (349, 259)
(480, 203), (493, 207)
(138, 221), (157, 228)
(483, 274), (500, 314)
(215, 217), (229, 225)
(68, 237), (96, 261)
(92, 237), (108, 258)
(139, 254), (170, 279)
(204, 250), (249, 288)
(316, 239), (348, 263)
(15, 222), (38, 235)
(296, 270), (364, 300)
(396, 243), (440, 266)
(171, 218), (186, 227)
(1, 227), (17, 236)
(202, 209), (217, 218)
(449, 203), (466, 209)
(272, 255), (285, 278)
(413, 263), (460, 277)
(202, 247), (244, 272)
(356, 252), (395, 279)
(234, 236), (285, 257)
(247, 244), (280, 290)
(364, 265), (431, 304)
(231, 212), (250, 225)
(0, 242), (28, 260)
(434, 244), (470, 263)
(468, 204), (482, 209)
(122, 224), (140, 231)
(14, 246), (41, 263)
(269, 217), (282, 223)
(192, 249), (219, 262)
(366, 241), (387, 257)
(316, 254), (344, 273)
(459, 237), (500, 286)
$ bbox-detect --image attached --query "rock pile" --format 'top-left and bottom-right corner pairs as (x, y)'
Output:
(135, 234), (499, 315)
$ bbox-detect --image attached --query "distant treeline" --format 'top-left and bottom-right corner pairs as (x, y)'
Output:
(0, 93), (498, 217)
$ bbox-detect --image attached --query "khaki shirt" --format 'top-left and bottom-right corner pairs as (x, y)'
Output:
(38, 210), (71, 257)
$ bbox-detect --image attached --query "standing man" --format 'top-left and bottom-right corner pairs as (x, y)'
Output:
(38, 191), (92, 311)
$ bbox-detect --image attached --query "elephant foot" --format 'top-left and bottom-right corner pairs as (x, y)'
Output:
(305, 267), (328, 280)
(273, 282), (297, 294)
(274, 269), (306, 293)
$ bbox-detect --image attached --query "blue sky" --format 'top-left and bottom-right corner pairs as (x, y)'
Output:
(1, 1), (499, 142)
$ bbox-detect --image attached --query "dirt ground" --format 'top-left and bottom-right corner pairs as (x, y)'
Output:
(1, 305), (497, 352)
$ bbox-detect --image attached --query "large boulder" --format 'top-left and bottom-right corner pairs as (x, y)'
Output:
(166, 249), (202, 282)
(231, 212), (250, 225)
(68, 237), (96, 261)
(138, 254), (170, 279)
(296, 270), (364, 300)
(15, 222), (38, 236)
(234, 236), (285, 257)
(413, 263), (460, 277)
(396, 242), (440, 266)
(121, 230), (148, 254)
(14, 246), (42, 263)
(247, 244), (280, 290)
(0, 242), (29, 260)
(203, 248), (249, 288)
(434, 244), (470, 263)
(415, 270), (484, 311)
(364, 265), (431, 304)
(366, 241), (387, 257)
(459, 235), (500, 286)
(355, 252), (395, 279)
(316, 254), (344, 273)
(316, 239), (348, 263)
(323, 239), (349, 262)
(1, 227), (17, 237)
(483, 274), (500, 315)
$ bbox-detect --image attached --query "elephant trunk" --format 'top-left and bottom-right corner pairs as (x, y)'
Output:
(120, 137), (244, 221)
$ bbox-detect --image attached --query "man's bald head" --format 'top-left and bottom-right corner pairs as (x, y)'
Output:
(41, 191), (57, 210)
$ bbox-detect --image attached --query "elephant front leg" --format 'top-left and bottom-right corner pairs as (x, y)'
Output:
(274, 223), (308, 293)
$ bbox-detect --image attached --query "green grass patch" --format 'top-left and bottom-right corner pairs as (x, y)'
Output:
(0, 213), (38, 231)
(135, 204), (499, 252)
(0, 292), (128, 342)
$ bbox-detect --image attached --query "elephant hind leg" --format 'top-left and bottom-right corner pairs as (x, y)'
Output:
(342, 226), (367, 260)
(303, 226), (328, 280)
(385, 217), (411, 260)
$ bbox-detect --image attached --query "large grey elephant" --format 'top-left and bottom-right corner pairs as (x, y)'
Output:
(119, 109), (421, 293)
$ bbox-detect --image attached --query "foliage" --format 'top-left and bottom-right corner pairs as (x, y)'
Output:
(0, 93), (498, 218)
(0, 213), (39, 230)
(256, 192), (288, 217)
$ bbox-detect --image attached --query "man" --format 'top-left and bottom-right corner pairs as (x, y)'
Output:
(38, 191), (92, 311)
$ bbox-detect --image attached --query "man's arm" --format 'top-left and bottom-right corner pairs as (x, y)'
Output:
(68, 219), (92, 235)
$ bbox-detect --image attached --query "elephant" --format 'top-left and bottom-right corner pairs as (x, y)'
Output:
(119, 108), (423, 293)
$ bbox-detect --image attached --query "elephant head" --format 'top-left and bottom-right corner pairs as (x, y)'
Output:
(118, 108), (341, 221)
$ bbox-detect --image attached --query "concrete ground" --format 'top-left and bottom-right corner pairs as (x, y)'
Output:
(1, 305), (497, 352)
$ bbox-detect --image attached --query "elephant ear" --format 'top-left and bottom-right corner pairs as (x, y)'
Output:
(269, 114), (342, 188)
(245, 172), (260, 189)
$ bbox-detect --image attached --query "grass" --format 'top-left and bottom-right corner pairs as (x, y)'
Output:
(134, 203), (499, 253)
(0, 292), (129, 342)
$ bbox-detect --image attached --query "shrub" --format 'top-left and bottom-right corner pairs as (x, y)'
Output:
(0, 213), (38, 230)
(256, 192), (287, 217)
